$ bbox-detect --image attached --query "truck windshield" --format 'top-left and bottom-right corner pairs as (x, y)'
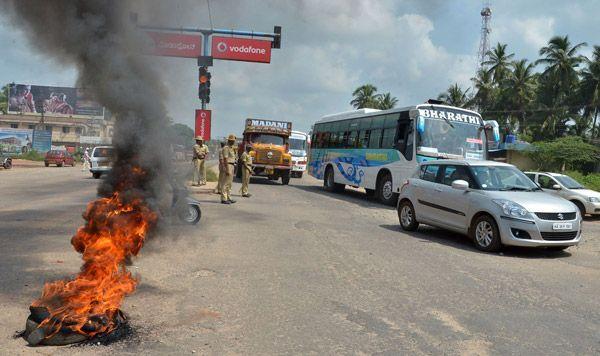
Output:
(289, 137), (306, 156)
(250, 134), (285, 146)
(417, 117), (485, 159)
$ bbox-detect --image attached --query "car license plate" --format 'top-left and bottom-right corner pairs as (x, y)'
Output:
(553, 222), (572, 230)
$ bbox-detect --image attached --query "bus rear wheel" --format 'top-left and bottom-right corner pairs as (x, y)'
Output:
(377, 172), (397, 206)
(324, 166), (344, 193)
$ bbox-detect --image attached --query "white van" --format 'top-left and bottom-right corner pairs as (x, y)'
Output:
(290, 131), (309, 178)
(90, 146), (113, 179)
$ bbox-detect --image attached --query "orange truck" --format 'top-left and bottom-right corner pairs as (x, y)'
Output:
(237, 118), (293, 185)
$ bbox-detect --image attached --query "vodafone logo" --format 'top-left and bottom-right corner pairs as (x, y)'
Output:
(217, 42), (228, 53)
(200, 111), (207, 119)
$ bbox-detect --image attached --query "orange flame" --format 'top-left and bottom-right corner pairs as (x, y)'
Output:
(31, 169), (157, 338)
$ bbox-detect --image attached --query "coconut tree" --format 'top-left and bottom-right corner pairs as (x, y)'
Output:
(376, 92), (398, 110)
(580, 46), (600, 138)
(536, 35), (587, 104)
(471, 69), (496, 113)
(503, 59), (537, 131)
(0, 85), (8, 114)
(350, 84), (379, 109)
(437, 83), (471, 108)
(483, 43), (515, 84)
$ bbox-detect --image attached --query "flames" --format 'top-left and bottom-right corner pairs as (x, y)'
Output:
(31, 169), (157, 338)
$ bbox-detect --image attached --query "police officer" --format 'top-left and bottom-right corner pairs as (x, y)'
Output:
(192, 137), (209, 186)
(240, 145), (253, 197)
(214, 141), (226, 195)
(220, 134), (237, 204)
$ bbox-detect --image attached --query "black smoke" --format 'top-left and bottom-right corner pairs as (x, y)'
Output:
(1, 0), (171, 201)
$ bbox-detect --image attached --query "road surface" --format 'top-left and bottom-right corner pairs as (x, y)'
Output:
(1, 166), (599, 355)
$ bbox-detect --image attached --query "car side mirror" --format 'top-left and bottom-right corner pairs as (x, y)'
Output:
(552, 184), (562, 190)
(452, 180), (469, 190)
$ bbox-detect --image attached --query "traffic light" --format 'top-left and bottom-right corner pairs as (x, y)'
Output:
(198, 66), (211, 103)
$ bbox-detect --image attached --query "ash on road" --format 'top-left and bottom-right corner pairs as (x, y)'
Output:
(1, 167), (599, 355)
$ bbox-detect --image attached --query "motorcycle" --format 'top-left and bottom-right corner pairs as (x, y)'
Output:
(2, 156), (12, 169)
(170, 186), (202, 225)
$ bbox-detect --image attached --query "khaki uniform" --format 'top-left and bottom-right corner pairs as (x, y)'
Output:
(220, 144), (237, 202)
(240, 151), (253, 196)
(214, 147), (225, 194)
(192, 143), (209, 185)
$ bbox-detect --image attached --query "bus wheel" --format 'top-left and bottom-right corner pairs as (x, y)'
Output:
(377, 172), (397, 206)
(324, 166), (344, 193)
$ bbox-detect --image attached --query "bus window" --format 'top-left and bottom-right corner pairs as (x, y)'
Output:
(372, 115), (386, 130)
(341, 131), (350, 148)
(381, 127), (396, 148)
(403, 126), (414, 160)
(348, 130), (358, 148)
(369, 129), (382, 148)
(359, 130), (370, 148)
(359, 117), (372, 130)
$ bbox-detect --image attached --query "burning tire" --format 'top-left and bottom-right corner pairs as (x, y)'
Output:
(179, 204), (201, 225)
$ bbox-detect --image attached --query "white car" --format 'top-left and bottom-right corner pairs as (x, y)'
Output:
(525, 172), (600, 217)
(90, 146), (113, 179)
(398, 160), (581, 252)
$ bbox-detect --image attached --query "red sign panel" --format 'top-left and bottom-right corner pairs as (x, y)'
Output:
(211, 36), (272, 63)
(144, 31), (202, 58)
(195, 109), (212, 140)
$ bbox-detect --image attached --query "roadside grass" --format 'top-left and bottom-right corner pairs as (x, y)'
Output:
(565, 171), (600, 192)
(15, 150), (45, 161)
(206, 167), (218, 182)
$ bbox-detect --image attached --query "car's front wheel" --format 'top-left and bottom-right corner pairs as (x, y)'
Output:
(398, 200), (419, 231)
(92, 172), (102, 179)
(471, 215), (502, 252)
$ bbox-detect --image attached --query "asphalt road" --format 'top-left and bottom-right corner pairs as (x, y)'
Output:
(1, 166), (599, 355)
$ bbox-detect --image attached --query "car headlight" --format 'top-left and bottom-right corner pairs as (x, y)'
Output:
(588, 197), (600, 203)
(492, 199), (534, 220)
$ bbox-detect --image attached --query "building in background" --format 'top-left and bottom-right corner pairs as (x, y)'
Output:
(1, 83), (113, 151)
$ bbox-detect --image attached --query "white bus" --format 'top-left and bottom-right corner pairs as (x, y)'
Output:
(290, 130), (309, 178)
(308, 103), (499, 205)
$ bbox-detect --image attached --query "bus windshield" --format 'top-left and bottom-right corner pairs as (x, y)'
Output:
(289, 137), (307, 156)
(417, 117), (485, 160)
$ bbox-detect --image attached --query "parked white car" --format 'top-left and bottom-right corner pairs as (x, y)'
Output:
(90, 146), (113, 179)
(398, 160), (581, 252)
(525, 172), (600, 217)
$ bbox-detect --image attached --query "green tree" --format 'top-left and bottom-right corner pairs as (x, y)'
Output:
(471, 69), (496, 113)
(528, 136), (600, 172)
(0, 85), (8, 114)
(483, 43), (515, 83)
(580, 46), (600, 138)
(376, 92), (398, 110)
(504, 59), (537, 131)
(350, 84), (379, 109)
(168, 123), (195, 148)
(437, 83), (471, 108)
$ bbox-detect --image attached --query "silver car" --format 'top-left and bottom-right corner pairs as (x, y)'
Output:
(524, 171), (600, 217)
(397, 160), (582, 252)
(90, 146), (113, 179)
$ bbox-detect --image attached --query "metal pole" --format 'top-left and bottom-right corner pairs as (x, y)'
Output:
(138, 25), (280, 39)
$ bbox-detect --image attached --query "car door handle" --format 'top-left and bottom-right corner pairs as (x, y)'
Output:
(434, 187), (443, 192)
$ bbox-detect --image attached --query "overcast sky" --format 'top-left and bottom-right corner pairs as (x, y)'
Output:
(1, 0), (598, 138)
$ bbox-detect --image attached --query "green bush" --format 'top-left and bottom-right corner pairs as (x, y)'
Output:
(527, 136), (600, 172)
(16, 150), (46, 161)
(565, 171), (600, 192)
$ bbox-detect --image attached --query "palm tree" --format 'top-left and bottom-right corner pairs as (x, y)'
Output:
(471, 69), (496, 113)
(0, 85), (8, 114)
(437, 83), (471, 108)
(504, 59), (537, 131)
(536, 35), (587, 104)
(580, 46), (600, 138)
(350, 84), (379, 109)
(376, 92), (398, 110)
(483, 43), (515, 83)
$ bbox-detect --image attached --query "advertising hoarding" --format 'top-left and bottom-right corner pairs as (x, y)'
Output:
(8, 83), (104, 117)
(32, 130), (52, 153)
(195, 109), (211, 141)
(144, 31), (203, 58)
(211, 36), (272, 63)
(0, 128), (32, 155)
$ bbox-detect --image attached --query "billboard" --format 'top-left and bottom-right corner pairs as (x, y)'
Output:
(195, 109), (211, 141)
(32, 130), (52, 153)
(0, 128), (32, 155)
(144, 31), (202, 58)
(7, 83), (104, 117)
(211, 36), (272, 63)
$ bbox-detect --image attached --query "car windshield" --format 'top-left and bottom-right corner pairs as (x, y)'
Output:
(417, 116), (486, 160)
(554, 175), (585, 189)
(249, 134), (285, 146)
(93, 147), (113, 157)
(470, 165), (540, 191)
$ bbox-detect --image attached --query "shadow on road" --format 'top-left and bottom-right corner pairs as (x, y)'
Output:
(290, 183), (393, 211)
(380, 224), (573, 259)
